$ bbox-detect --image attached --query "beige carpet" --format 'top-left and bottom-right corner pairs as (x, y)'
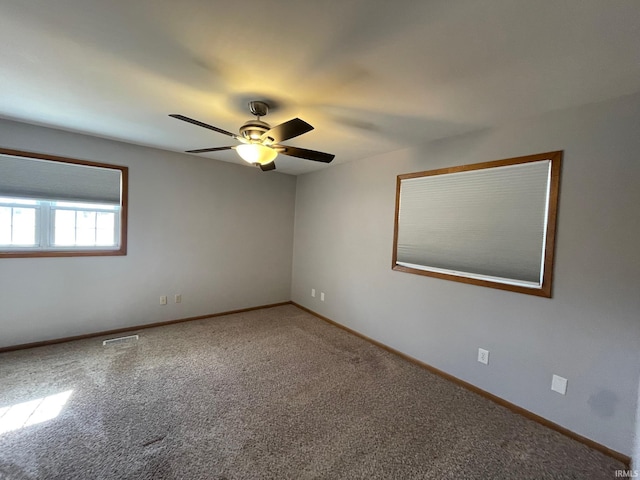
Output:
(0, 304), (625, 479)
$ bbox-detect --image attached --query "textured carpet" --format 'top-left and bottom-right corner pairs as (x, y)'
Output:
(0, 305), (625, 479)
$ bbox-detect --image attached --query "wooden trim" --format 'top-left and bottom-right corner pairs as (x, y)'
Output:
(292, 302), (631, 468)
(0, 248), (127, 259)
(541, 151), (562, 297)
(0, 302), (292, 353)
(391, 264), (551, 297)
(0, 147), (128, 171)
(392, 151), (563, 298)
(391, 174), (401, 268)
(397, 151), (562, 181)
(0, 147), (128, 258)
(118, 157), (129, 256)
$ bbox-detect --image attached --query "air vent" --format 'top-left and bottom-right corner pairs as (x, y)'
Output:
(102, 334), (139, 346)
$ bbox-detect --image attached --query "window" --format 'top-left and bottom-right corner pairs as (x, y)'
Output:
(0, 149), (127, 258)
(0, 198), (121, 250)
(392, 151), (562, 297)
(52, 201), (119, 247)
(0, 198), (39, 246)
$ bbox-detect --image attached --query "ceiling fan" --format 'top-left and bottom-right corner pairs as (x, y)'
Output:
(169, 101), (335, 171)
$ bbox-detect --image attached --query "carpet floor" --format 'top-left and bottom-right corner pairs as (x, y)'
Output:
(0, 304), (625, 479)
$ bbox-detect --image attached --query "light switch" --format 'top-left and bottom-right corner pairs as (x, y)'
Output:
(551, 374), (568, 395)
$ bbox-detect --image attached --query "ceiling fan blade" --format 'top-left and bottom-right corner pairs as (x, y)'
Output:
(277, 146), (335, 163)
(259, 162), (276, 171)
(169, 114), (241, 140)
(185, 146), (234, 153)
(262, 118), (313, 143)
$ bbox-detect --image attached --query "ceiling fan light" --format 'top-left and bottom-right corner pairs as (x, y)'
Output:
(236, 143), (278, 165)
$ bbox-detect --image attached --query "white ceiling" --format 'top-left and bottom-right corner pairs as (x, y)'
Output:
(1, 0), (640, 175)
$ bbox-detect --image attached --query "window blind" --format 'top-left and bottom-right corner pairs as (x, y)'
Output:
(396, 160), (551, 286)
(0, 153), (121, 205)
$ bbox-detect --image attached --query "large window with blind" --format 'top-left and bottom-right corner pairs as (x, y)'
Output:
(392, 151), (562, 297)
(0, 148), (128, 258)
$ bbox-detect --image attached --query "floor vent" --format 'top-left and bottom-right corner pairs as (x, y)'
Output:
(102, 334), (139, 346)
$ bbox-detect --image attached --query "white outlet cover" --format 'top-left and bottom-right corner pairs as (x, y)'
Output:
(160, 296), (167, 305)
(551, 374), (568, 395)
(311, 288), (316, 297)
(478, 348), (489, 365)
(175, 294), (182, 303)
(320, 292), (325, 301)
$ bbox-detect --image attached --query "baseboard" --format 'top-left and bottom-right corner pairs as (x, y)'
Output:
(0, 301), (293, 353)
(291, 302), (631, 468)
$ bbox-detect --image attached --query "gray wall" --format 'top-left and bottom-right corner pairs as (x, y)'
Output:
(0, 119), (296, 348)
(292, 93), (640, 456)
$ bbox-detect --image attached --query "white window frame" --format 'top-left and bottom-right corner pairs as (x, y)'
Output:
(0, 198), (121, 251)
(49, 201), (121, 250)
(0, 198), (41, 247)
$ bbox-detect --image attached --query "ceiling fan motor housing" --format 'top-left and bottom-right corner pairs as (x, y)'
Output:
(240, 119), (270, 141)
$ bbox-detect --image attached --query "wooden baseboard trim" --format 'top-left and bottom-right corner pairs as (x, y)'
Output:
(0, 301), (293, 354)
(292, 302), (631, 468)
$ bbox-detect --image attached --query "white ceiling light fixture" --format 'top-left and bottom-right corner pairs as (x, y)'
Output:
(235, 143), (278, 165)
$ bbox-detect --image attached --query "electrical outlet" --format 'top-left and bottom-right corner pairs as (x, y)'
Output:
(175, 294), (182, 304)
(477, 348), (489, 365)
(320, 292), (325, 301)
(311, 288), (316, 298)
(160, 295), (167, 305)
(551, 374), (568, 395)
